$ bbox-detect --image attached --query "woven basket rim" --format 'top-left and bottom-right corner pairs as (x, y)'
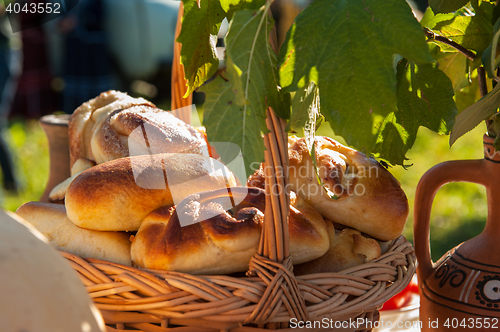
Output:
(61, 235), (415, 330)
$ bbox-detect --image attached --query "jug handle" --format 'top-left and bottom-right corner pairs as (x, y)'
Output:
(414, 159), (486, 282)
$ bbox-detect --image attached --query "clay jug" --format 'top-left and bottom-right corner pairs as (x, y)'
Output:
(414, 134), (500, 331)
(39, 114), (71, 202)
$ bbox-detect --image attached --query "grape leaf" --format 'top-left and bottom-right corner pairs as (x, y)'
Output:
(200, 3), (289, 176)
(455, 69), (481, 113)
(482, 17), (500, 78)
(374, 113), (411, 166)
(437, 52), (469, 92)
(429, 0), (469, 14)
(287, 82), (320, 134)
(471, 0), (495, 21)
(431, 7), (492, 55)
(200, 76), (266, 177)
(225, 5), (289, 119)
(493, 2), (500, 25)
(424, 42), (470, 93)
(220, 0), (265, 20)
(450, 82), (500, 145)
(178, 0), (226, 96)
(374, 60), (457, 165)
(420, 8), (455, 30)
(279, 0), (433, 155)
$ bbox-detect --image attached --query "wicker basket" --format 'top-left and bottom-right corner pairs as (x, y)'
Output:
(61, 4), (416, 331)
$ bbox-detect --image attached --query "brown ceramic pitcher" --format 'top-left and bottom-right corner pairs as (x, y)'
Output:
(39, 114), (71, 202)
(414, 134), (500, 331)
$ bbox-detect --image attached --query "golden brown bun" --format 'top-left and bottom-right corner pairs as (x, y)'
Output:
(286, 136), (409, 241)
(68, 90), (207, 167)
(15, 202), (131, 266)
(49, 158), (96, 202)
(65, 153), (237, 232)
(294, 222), (381, 275)
(130, 187), (329, 275)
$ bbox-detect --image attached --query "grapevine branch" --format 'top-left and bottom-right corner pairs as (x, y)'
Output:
(424, 29), (475, 60)
(478, 67), (488, 98)
(424, 29), (488, 97)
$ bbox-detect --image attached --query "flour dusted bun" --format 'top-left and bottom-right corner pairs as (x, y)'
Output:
(69, 90), (153, 166)
(287, 136), (408, 241)
(130, 187), (329, 275)
(294, 222), (381, 275)
(65, 153), (237, 232)
(68, 90), (207, 167)
(15, 202), (131, 265)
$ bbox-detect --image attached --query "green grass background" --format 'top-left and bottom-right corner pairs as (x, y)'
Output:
(0, 117), (488, 262)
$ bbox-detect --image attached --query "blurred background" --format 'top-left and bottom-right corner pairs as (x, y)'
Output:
(0, 0), (488, 261)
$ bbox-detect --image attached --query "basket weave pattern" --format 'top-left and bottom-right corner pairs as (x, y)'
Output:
(61, 4), (417, 331)
(62, 236), (414, 332)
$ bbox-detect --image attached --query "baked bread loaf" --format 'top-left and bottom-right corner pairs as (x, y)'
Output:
(130, 187), (329, 275)
(69, 90), (207, 167)
(49, 158), (96, 202)
(15, 202), (131, 265)
(294, 221), (381, 275)
(249, 136), (409, 241)
(288, 136), (408, 241)
(65, 153), (237, 232)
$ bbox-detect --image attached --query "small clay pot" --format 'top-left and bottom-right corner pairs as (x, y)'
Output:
(39, 114), (71, 202)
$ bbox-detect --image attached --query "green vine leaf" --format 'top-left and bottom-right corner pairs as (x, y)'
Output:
(455, 70), (481, 113)
(375, 60), (457, 165)
(220, 0), (265, 20)
(200, 3), (289, 176)
(482, 17), (500, 78)
(225, 4), (289, 120)
(279, 0), (433, 155)
(288, 82), (320, 134)
(420, 7), (455, 30)
(178, 0), (226, 96)
(200, 76), (266, 177)
(437, 51), (469, 92)
(450, 82), (500, 146)
(429, 0), (469, 14)
(429, 5), (492, 56)
(301, 87), (340, 200)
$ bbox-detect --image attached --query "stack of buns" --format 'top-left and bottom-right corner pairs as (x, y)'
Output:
(16, 91), (409, 275)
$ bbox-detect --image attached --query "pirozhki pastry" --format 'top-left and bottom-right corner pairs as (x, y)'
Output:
(294, 221), (382, 275)
(130, 187), (329, 275)
(68, 90), (208, 167)
(16, 202), (131, 265)
(52, 91), (210, 202)
(65, 153), (237, 232)
(248, 136), (409, 241)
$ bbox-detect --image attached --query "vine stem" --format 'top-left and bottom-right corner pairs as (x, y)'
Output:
(424, 29), (489, 97)
(424, 29), (475, 61)
(478, 67), (488, 98)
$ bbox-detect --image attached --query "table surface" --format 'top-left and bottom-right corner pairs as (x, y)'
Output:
(374, 295), (421, 332)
